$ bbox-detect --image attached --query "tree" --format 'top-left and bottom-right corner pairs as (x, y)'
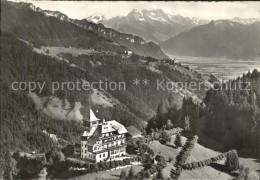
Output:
(157, 170), (163, 179)
(166, 119), (173, 129)
(61, 145), (74, 157)
(155, 155), (167, 170)
(174, 134), (182, 148)
(144, 170), (151, 178)
(157, 102), (164, 120)
(46, 147), (65, 164)
(12, 151), (20, 161)
(128, 166), (134, 179)
(184, 116), (190, 131)
(3, 151), (17, 180)
(119, 170), (126, 179)
(161, 132), (172, 143)
(225, 151), (239, 172)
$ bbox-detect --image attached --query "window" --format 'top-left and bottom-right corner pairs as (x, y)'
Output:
(85, 144), (87, 148)
(85, 150), (86, 153)
(103, 153), (105, 157)
(100, 154), (101, 158)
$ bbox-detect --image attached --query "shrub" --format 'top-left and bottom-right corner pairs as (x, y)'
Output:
(225, 150), (239, 172)
(161, 132), (172, 143)
(174, 134), (182, 148)
(144, 170), (151, 178)
(157, 170), (164, 179)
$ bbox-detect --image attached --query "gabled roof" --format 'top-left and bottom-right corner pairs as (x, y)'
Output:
(87, 125), (102, 146)
(101, 120), (128, 134)
(85, 120), (128, 146)
(90, 109), (100, 122)
(126, 126), (142, 137)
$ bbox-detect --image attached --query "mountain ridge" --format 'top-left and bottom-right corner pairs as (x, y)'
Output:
(160, 20), (260, 59)
(13, 2), (168, 59)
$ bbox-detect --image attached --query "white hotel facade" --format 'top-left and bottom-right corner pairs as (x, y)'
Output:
(81, 109), (128, 162)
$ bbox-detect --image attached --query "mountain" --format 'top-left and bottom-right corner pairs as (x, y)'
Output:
(72, 19), (168, 59)
(160, 20), (260, 59)
(2, 1), (127, 53)
(9, 2), (168, 59)
(96, 9), (209, 43)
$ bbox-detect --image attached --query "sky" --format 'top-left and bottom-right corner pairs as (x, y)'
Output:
(11, 1), (260, 20)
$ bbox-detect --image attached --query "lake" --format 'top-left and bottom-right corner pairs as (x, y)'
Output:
(168, 55), (260, 80)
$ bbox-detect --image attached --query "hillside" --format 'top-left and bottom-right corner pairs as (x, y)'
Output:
(4, 1), (168, 59)
(97, 9), (208, 43)
(58, 135), (260, 179)
(72, 19), (168, 59)
(1, 1), (127, 54)
(202, 70), (260, 158)
(1, 26), (211, 154)
(160, 20), (260, 59)
(149, 136), (259, 179)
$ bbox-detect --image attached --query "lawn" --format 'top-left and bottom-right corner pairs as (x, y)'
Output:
(148, 135), (259, 179)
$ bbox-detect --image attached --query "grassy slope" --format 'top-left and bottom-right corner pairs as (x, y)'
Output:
(64, 135), (259, 179)
(148, 135), (260, 179)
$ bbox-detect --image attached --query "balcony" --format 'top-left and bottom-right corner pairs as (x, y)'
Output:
(93, 143), (127, 154)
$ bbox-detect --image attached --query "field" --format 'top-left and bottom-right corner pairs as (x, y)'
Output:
(168, 55), (260, 80)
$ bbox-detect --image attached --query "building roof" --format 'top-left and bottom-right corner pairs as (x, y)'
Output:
(85, 120), (128, 146)
(87, 125), (102, 146)
(90, 109), (100, 122)
(102, 120), (128, 134)
(126, 126), (142, 137)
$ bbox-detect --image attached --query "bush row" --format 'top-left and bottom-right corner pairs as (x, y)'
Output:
(171, 135), (198, 179)
(182, 150), (237, 170)
(66, 156), (143, 172)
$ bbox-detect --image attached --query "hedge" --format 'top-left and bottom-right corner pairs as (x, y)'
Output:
(182, 150), (237, 170)
(171, 135), (198, 179)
